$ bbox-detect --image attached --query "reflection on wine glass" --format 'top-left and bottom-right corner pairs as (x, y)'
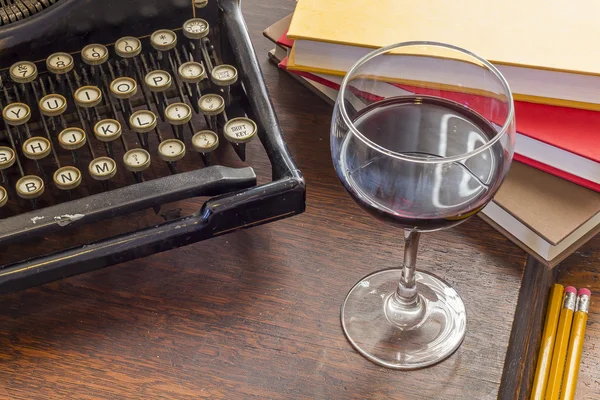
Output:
(331, 41), (516, 369)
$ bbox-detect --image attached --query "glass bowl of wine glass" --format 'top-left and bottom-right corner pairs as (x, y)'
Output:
(331, 41), (516, 369)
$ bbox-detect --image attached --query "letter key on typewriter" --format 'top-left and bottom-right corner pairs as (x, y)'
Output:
(0, 0), (306, 293)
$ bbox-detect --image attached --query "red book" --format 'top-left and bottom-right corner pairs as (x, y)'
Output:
(512, 102), (600, 191)
(276, 30), (294, 49)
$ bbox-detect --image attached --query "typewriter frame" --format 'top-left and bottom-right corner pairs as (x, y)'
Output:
(0, 0), (306, 293)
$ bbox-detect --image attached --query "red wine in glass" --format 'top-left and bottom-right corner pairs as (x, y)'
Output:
(338, 95), (505, 232)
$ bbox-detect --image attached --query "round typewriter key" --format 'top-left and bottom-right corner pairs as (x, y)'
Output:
(144, 70), (172, 92)
(0, 186), (7, 207)
(89, 156), (117, 180)
(223, 117), (257, 144)
(211, 64), (238, 86)
(123, 148), (151, 172)
(194, 0), (208, 8)
(10, 61), (37, 83)
(150, 29), (178, 51)
(94, 119), (122, 142)
(81, 44), (109, 66)
(53, 166), (82, 190)
(178, 61), (206, 84)
(74, 86), (103, 108)
(58, 127), (86, 150)
(2, 102), (31, 126)
(183, 18), (209, 40)
(198, 94), (225, 116)
(16, 175), (45, 199)
(165, 103), (192, 126)
(39, 93), (67, 117)
(115, 36), (142, 58)
(110, 77), (137, 99)
(130, 110), (157, 133)
(22, 137), (51, 160)
(0, 146), (16, 170)
(158, 139), (186, 162)
(192, 130), (219, 153)
(46, 52), (74, 74)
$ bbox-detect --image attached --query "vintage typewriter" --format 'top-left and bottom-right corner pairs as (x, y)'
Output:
(0, 0), (305, 293)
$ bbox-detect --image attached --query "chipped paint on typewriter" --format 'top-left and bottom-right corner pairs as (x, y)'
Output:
(0, 0), (305, 293)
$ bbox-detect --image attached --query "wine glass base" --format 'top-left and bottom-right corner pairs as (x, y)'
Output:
(341, 268), (466, 370)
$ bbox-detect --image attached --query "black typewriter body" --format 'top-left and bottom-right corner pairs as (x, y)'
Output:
(0, 0), (305, 293)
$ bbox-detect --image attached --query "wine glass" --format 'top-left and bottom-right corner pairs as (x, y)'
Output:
(331, 41), (516, 369)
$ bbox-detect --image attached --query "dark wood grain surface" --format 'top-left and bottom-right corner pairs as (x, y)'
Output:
(0, 1), (598, 399)
(499, 258), (557, 400)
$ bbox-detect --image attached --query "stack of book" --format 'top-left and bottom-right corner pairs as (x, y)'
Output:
(263, 0), (600, 267)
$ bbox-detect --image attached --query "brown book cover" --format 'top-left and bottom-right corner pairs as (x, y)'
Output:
(480, 163), (600, 266)
(494, 163), (600, 245)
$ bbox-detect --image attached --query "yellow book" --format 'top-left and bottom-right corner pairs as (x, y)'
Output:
(287, 0), (600, 110)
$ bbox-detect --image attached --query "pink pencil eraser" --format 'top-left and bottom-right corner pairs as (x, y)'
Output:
(578, 288), (591, 297)
(565, 286), (577, 294)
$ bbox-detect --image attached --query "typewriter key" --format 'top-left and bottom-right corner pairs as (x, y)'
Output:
(94, 119), (122, 142)
(192, 130), (219, 152)
(211, 64), (237, 105)
(10, 61), (37, 83)
(16, 175), (45, 199)
(123, 148), (151, 172)
(223, 117), (257, 144)
(130, 110), (157, 133)
(158, 139), (186, 162)
(165, 103), (192, 126)
(74, 86), (103, 108)
(53, 166), (82, 190)
(211, 65), (237, 87)
(192, 130), (218, 153)
(81, 44), (109, 66)
(22, 137), (51, 160)
(39, 93), (67, 117)
(144, 70), (172, 92)
(115, 36), (142, 58)
(194, 0), (208, 8)
(58, 128), (87, 150)
(89, 156), (117, 181)
(198, 94), (224, 131)
(178, 61), (205, 112)
(109, 77), (137, 99)
(2, 102), (31, 126)
(0, 186), (7, 207)
(158, 138), (185, 174)
(165, 103), (192, 140)
(178, 61), (206, 84)
(46, 52), (74, 74)
(150, 29), (178, 52)
(183, 18), (209, 40)
(0, 146), (16, 170)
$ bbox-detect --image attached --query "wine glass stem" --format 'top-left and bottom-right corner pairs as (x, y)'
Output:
(398, 229), (420, 303)
(384, 229), (426, 329)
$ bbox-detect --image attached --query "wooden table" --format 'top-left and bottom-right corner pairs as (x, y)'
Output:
(0, 1), (598, 399)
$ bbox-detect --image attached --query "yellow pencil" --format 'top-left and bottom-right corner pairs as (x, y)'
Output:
(545, 286), (577, 400)
(559, 288), (591, 400)
(530, 284), (564, 400)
